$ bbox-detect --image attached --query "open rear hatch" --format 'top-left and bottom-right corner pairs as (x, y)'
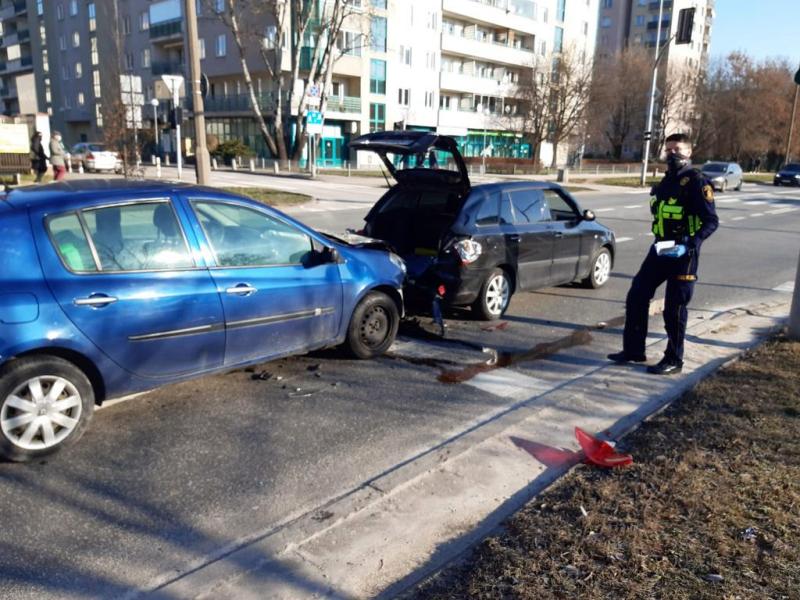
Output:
(349, 131), (470, 193)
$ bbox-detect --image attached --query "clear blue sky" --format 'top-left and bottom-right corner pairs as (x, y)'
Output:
(711, 0), (800, 65)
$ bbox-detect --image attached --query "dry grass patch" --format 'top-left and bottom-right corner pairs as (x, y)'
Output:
(412, 335), (800, 599)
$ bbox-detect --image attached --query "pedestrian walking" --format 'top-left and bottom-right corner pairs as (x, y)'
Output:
(30, 131), (49, 183)
(49, 131), (67, 181)
(608, 133), (719, 375)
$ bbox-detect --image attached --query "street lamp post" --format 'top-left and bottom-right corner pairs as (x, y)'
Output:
(150, 98), (160, 157)
(480, 104), (490, 174)
(640, 0), (666, 186)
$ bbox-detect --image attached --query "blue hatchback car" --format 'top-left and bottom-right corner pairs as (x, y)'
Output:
(0, 181), (405, 461)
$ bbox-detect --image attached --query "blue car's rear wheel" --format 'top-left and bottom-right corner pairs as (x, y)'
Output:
(345, 291), (399, 359)
(0, 356), (94, 462)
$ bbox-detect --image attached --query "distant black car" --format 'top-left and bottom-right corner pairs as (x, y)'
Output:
(350, 132), (616, 320)
(774, 163), (800, 186)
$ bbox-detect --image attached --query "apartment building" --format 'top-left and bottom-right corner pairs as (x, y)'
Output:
(0, 0), (43, 119)
(5, 0), (600, 166)
(596, 0), (714, 155)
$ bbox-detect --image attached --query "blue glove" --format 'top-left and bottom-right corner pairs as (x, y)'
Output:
(660, 244), (687, 258)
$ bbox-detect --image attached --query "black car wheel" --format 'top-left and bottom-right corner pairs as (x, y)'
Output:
(582, 247), (613, 289)
(344, 291), (399, 359)
(0, 356), (94, 462)
(473, 268), (512, 321)
(734, 179), (742, 191)
(774, 181), (781, 186)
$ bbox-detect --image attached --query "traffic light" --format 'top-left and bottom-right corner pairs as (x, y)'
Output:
(676, 7), (695, 45)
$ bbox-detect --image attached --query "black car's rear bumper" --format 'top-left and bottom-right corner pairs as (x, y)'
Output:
(404, 260), (490, 308)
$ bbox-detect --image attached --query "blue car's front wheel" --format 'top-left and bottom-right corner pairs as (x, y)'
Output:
(345, 291), (399, 359)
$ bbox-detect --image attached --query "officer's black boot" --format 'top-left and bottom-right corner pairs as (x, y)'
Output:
(607, 351), (647, 364)
(647, 356), (683, 375)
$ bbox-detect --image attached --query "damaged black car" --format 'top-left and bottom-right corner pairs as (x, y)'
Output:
(350, 131), (616, 320)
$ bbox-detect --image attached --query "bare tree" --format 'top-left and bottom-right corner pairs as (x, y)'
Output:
(208, 0), (363, 165)
(546, 47), (594, 168)
(587, 47), (650, 160)
(507, 57), (551, 168)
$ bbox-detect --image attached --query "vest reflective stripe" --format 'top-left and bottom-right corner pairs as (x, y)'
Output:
(651, 198), (701, 239)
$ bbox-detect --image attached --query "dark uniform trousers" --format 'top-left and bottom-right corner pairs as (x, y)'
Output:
(621, 165), (717, 363)
(623, 246), (699, 362)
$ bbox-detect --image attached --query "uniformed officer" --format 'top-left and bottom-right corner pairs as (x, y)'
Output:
(608, 133), (719, 374)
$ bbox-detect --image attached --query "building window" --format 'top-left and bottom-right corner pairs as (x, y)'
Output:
(635, 15), (644, 26)
(61, 64), (69, 80)
(426, 52), (436, 69)
(339, 30), (361, 56)
(72, 31), (80, 47)
(57, 3), (64, 20)
(77, 92), (85, 106)
(141, 48), (150, 68)
(69, 0), (77, 17)
(125, 52), (134, 70)
(216, 34), (227, 56)
(93, 70), (101, 98)
(59, 35), (66, 50)
(398, 45), (412, 66)
(42, 49), (49, 72)
(602, 0), (613, 7)
(556, 0), (566, 22)
(369, 103), (385, 132)
(427, 11), (437, 30)
(370, 16), (386, 52)
(37, 0), (43, 15)
(372, 0), (386, 7)
(122, 16), (131, 35)
(601, 16), (611, 28)
(398, 88), (409, 106)
(543, 7), (548, 23)
(96, 104), (103, 127)
(424, 91), (434, 108)
(91, 37), (98, 65)
(88, 3), (96, 31)
(554, 27), (564, 53)
(369, 59), (386, 94)
(215, 0), (224, 13)
(140, 12), (149, 31)
(199, 38), (206, 59)
(583, 21), (589, 35)
(75, 62), (82, 78)
(540, 40), (546, 56)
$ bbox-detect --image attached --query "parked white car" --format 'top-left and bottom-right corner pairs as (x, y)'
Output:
(69, 143), (123, 173)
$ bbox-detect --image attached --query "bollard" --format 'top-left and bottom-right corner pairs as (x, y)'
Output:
(151, 155), (157, 166)
(211, 157), (217, 170)
(164, 155), (170, 166)
(260, 157), (266, 169)
(78, 162), (84, 174)
(273, 161), (279, 174)
(249, 158), (255, 172)
(347, 162), (351, 177)
(231, 158), (237, 171)
(155, 157), (162, 178)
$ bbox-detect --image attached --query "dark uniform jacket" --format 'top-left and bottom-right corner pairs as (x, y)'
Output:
(650, 164), (719, 252)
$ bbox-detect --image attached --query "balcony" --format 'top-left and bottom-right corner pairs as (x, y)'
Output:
(646, 19), (670, 30)
(648, 0), (672, 10)
(0, 56), (33, 73)
(17, 29), (28, 41)
(0, 86), (13, 97)
(326, 96), (361, 114)
(151, 60), (184, 76)
(442, 0), (537, 35)
(13, 0), (25, 14)
(438, 106), (518, 133)
(149, 19), (182, 41)
(442, 32), (534, 67)
(440, 70), (515, 97)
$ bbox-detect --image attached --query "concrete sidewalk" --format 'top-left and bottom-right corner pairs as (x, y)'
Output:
(135, 301), (789, 600)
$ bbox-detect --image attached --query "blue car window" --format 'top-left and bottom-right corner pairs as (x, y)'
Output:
(82, 202), (193, 272)
(499, 193), (514, 225)
(192, 201), (313, 267)
(509, 189), (548, 224)
(475, 192), (499, 226)
(47, 213), (98, 272)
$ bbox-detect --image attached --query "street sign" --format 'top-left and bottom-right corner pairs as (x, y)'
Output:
(306, 110), (323, 135)
(161, 74), (185, 102)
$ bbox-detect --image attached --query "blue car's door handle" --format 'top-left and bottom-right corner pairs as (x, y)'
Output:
(226, 284), (257, 296)
(74, 295), (118, 307)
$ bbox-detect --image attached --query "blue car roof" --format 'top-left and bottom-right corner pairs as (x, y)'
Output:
(2, 179), (230, 211)
(471, 180), (563, 194)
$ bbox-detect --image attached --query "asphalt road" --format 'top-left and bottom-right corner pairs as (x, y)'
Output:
(1, 175), (798, 599)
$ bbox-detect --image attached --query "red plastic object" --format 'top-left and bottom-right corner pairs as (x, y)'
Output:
(575, 427), (633, 468)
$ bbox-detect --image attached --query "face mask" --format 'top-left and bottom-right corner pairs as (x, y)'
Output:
(667, 152), (689, 172)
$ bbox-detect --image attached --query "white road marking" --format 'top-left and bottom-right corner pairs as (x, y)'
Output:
(744, 200), (767, 205)
(766, 207), (798, 215)
(716, 198), (740, 204)
(731, 216), (747, 221)
(596, 208), (615, 213)
(624, 204), (642, 209)
(624, 190), (646, 194)
(773, 281), (795, 293)
(615, 237), (633, 243)
(466, 369), (553, 401)
(750, 213), (764, 217)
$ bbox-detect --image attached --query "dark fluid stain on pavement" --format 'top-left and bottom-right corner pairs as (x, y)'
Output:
(438, 328), (595, 384)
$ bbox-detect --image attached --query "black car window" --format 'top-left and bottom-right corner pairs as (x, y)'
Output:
(377, 189), (417, 213)
(783, 164), (800, 172)
(543, 189), (578, 221)
(475, 192), (499, 226)
(82, 201), (194, 272)
(499, 193), (515, 225)
(47, 213), (99, 273)
(192, 201), (313, 267)
(703, 163), (726, 173)
(509, 189), (548, 224)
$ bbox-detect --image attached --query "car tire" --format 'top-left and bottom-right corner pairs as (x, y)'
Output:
(774, 181), (780, 186)
(734, 179), (742, 191)
(344, 291), (399, 359)
(0, 356), (94, 462)
(582, 247), (613, 289)
(473, 268), (512, 321)
(720, 180), (727, 193)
